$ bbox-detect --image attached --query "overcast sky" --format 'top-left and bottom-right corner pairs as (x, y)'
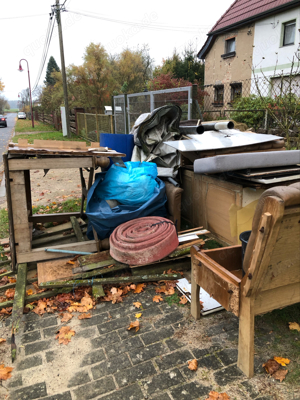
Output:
(0, 0), (233, 100)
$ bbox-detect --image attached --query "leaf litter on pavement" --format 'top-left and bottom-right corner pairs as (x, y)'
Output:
(263, 357), (290, 381)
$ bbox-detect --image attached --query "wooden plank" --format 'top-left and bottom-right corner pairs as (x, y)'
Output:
(243, 209), (278, 297)
(92, 285), (105, 300)
(78, 251), (111, 267)
(8, 146), (126, 158)
(131, 256), (191, 276)
(39, 273), (182, 289)
(0, 238), (9, 246)
(178, 226), (204, 235)
(73, 259), (114, 274)
(3, 153), (17, 271)
(253, 282), (300, 316)
(0, 287), (73, 310)
(8, 157), (94, 170)
(70, 216), (85, 242)
(191, 258), (201, 320)
(167, 239), (205, 259)
(192, 252), (240, 316)
(202, 246), (242, 272)
(37, 259), (77, 285)
(33, 139), (87, 149)
(17, 241), (98, 263)
(29, 212), (82, 223)
(11, 263), (27, 334)
(237, 296), (255, 377)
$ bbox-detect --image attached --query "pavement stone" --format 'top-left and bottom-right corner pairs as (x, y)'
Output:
(170, 381), (210, 399)
(72, 376), (116, 400)
(115, 360), (156, 387)
(155, 349), (194, 370)
(80, 348), (106, 366)
(98, 383), (145, 400)
(143, 368), (185, 395)
(9, 382), (47, 400)
(25, 340), (54, 356)
(4, 285), (293, 400)
(129, 341), (167, 365)
(141, 326), (174, 345)
(91, 353), (132, 379)
(16, 355), (43, 371)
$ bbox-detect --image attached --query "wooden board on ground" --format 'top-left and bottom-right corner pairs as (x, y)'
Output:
(37, 259), (78, 285)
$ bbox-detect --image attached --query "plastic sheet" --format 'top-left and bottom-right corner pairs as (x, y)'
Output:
(94, 161), (159, 207)
(86, 172), (167, 240)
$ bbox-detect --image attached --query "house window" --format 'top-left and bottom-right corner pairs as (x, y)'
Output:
(221, 38), (236, 58)
(283, 20), (296, 46)
(214, 85), (224, 105)
(230, 83), (242, 102)
(226, 38), (236, 53)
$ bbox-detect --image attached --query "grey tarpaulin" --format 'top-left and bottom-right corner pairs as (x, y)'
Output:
(131, 105), (182, 177)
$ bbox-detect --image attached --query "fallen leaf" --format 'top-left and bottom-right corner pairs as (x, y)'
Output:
(68, 296), (94, 313)
(130, 284), (136, 290)
(55, 326), (75, 345)
(5, 288), (15, 299)
(273, 357), (290, 367)
(134, 283), (146, 294)
(179, 296), (188, 304)
(0, 269), (7, 274)
(0, 276), (9, 286)
(289, 322), (300, 332)
(133, 302), (142, 309)
(128, 320), (140, 332)
(188, 359), (198, 371)
(78, 313), (92, 320)
(263, 359), (280, 375)
(206, 391), (230, 400)
(135, 313), (142, 319)
(67, 261), (75, 265)
(0, 364), (13, 380)
(0, 338), (6, 344)
(26, 289), (34, 296)
(0, 296), (6, 303)
(8, 278), (16, 283)
(60, 312), (73, 323)
(153, 295), (163, 303)
(272, 369), (288, 382)
(33, 299), (47, 316)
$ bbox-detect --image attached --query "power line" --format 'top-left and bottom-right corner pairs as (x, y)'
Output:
(32, 15), (56, 92)
(66, 9), (203, 33)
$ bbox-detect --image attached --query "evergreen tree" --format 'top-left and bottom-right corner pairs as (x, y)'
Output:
(44, 56), (60, 86)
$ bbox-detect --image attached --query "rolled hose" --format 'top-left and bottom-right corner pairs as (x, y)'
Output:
(110, 217), (179, 265)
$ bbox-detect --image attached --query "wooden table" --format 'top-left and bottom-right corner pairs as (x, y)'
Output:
(4, 145), (125, 271)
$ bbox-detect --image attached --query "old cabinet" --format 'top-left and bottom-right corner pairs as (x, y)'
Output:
(181, 169), (264, 245)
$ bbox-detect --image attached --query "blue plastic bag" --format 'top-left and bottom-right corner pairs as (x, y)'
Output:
(86, 172), (167, 240)
(94, 161), (159, 207)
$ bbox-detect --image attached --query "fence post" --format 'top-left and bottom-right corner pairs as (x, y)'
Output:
(74, 107), (84, 136)
(150, 92), (154, 113)
(84, 114), (88, 137)
(264, 109), (268, 132)
(111, 96), (115, 134)
(191, 84), (198, 120)
(110, 115), (113, 134)
(95, 114), (99, 142)
(124, 94), (129, 134)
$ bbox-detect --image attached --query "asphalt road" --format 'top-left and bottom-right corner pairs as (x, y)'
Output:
(0, 112), (16, 168)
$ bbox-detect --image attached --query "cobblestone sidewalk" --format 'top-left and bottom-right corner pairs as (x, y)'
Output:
(1, 286), (299, 400)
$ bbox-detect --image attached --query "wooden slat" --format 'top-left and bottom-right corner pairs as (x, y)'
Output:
(29, 212), (82, 223)
(33, 139), (87, 149)
(8, 157), (94, 170)
(11, 263), (27, 333)
(17, 241), (98, 263)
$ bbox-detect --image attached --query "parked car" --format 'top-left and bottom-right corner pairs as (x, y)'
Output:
(0, 115), (7, 127)
(18, 112), (26, 119)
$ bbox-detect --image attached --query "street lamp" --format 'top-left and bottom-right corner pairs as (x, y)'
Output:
(18, 59), (34, 128)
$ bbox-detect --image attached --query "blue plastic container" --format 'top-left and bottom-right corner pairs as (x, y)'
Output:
(100, 133), (134, 168)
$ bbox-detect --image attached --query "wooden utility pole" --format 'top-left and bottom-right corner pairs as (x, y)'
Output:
(55, 0), (71, 138)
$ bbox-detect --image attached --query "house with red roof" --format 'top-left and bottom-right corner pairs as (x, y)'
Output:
(198, 0), (299, 111)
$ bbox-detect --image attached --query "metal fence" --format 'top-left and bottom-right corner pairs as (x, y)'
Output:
(201, 75), (300, 129)
(77, 113), (113, 142)
(114, 86), (192, 134)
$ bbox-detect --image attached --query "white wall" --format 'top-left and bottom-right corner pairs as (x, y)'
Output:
(252, 6), (300, 85)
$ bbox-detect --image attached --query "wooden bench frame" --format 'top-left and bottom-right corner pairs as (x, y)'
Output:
(191, 184), (300, 377)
